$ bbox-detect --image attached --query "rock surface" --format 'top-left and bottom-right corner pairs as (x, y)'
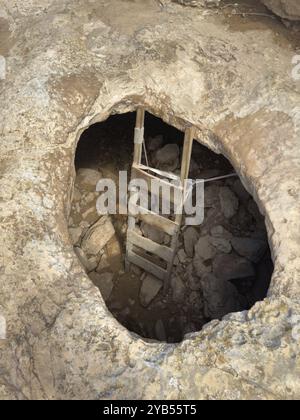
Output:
(81, 216), (115, 256)
(0, 0), (299, 401)
(140, 274), (163, 307)
(262, 0), (300, 20)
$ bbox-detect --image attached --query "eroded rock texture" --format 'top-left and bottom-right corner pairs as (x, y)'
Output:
(262, 0), (300, 20)
(0, 0), (300, 400)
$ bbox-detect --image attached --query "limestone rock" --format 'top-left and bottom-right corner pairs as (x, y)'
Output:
(193, 257), (212, 277)
(210, 237), (232, 254)
(201, 274), (243, 320)
(194, 236), (216, 261)
(173, 0), (221, 8)
(89, 272), (114, 301)
(210, 225), (232, 239)
(76, 168), (102, 191)
(74, 247), (99, 273)
(154, 144), (179, 172)
(231, 237), (267, 263)
(81, 216), (115, 256)
(171, 275), (186, 303)
(140, 274), (163, 307)
(261, 0), (300, 21)
(219, 187), (239, 219)
(213, 254), (255, 282)
(183, 227), (199, 257)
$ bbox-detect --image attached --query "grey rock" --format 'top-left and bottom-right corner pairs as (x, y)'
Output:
(171, 275), (186, 303)
(194, 236), (216, 261)
(210, 225), (232, 239)
(219, 186), (239, 219)
(261, 0), (300, 21)
(148, 135), (164, 151)
(231, 237), (267, 263)
(213, 254), (255, 281)
(183, 227), (199, 257)
(210, 237), (232, 254)
(154, 144), (180, 172)
(201, 274), (243, 320)
(140, 274), (163, 307)
(89, 272), (114, 301)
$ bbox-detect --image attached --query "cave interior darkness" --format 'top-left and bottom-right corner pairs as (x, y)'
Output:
(70, 111), (274, 343)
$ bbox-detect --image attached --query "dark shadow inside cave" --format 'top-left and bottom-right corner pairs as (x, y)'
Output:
(70, 111), (274, 343)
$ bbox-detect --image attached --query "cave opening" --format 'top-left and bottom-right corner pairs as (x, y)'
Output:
(70, 111), (274, 343)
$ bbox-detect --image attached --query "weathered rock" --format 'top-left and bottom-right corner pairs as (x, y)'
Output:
(81, 216), (115, 256)
(210, 225), (232, 239)
(173, 0), (221, 8)
(213, 254), (256, 281)
(140, 274), (163, 307)
(210, 236), (232, 254)
(231, 237), (267, 263)
(171, 275), (186, 303)
(141, 222), (165, 244)
(76, 168), (102, 191)
(69, 226), (83, 246)
(74, 247), (99, 273)
(193, 257), (212, 277)
(194, 236), (216, 261)
(154, 144), (179, 172)
(219, 187), (239, 219)
(201, 274), (243, 319)
(96, 252), (110, 273)
(148, 135), (164, 152)
(177, 248), (188, 264)
(261, 0), (300, 21)
(89, 272), (114, 301)
(183, 227), (199, 257)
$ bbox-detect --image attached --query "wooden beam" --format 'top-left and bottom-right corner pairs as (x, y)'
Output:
(129, 203), (179, 235)
(127, 250), (167, 281)
(127, 230), (173, 262)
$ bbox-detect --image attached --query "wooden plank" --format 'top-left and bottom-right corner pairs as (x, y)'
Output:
(133, 108), (145, 165)
(129, 203), (179, 235)
(131, 165), (183, 207)
(128, 230), (173, 262)
(127, 250), (167, 281)
(180, 126), (195, 184)
(137, 163), (180, 181)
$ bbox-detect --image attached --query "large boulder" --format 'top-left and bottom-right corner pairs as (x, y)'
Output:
(261, 1), (300, 21)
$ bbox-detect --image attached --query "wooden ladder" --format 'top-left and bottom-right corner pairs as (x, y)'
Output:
(126, 108), (195, 285)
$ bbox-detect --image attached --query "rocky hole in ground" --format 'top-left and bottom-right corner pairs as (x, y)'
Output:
(69, 112), (274, 343)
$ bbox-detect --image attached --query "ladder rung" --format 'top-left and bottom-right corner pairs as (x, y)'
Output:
(129, 204), (179, 235)
(131, 164), (183, 207)
(127, 230), (174, 263)
(136, 164), (180, 181)
(127, 250), (167, 281)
